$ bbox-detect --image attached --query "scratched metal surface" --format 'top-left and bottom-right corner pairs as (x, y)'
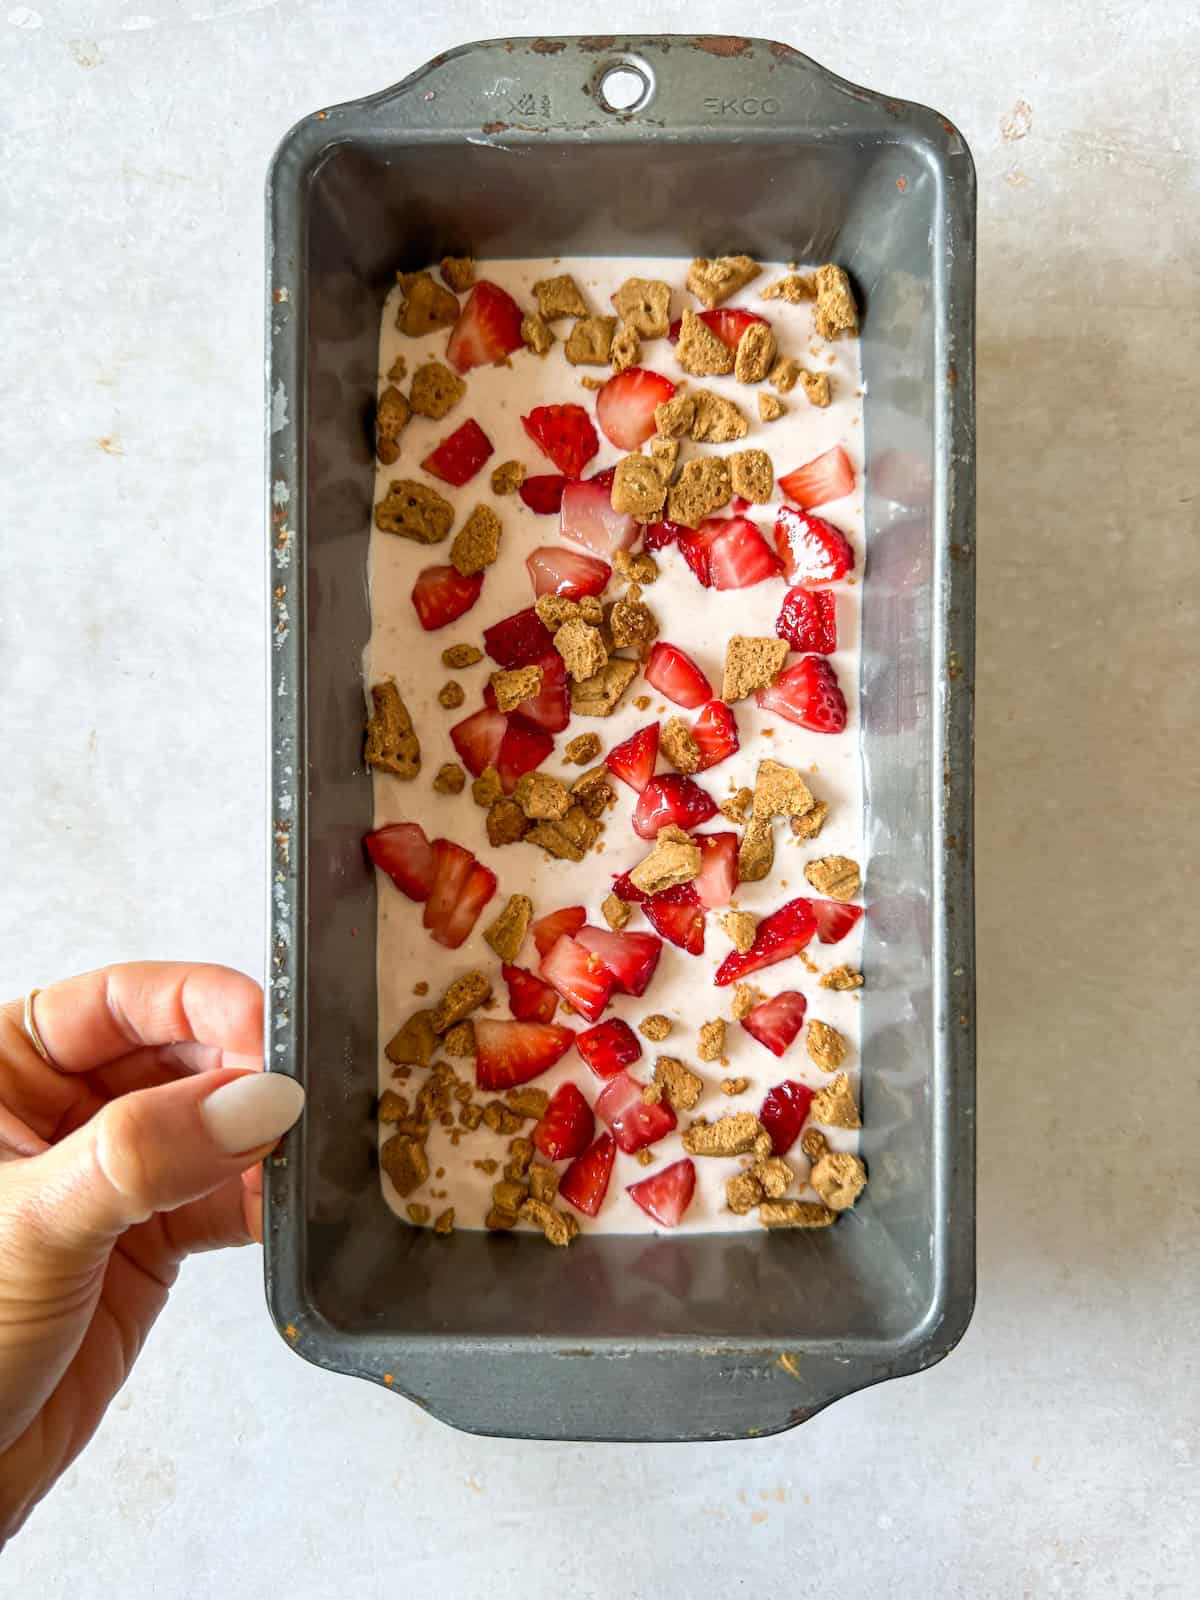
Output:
(2, 2), (1197, 1596)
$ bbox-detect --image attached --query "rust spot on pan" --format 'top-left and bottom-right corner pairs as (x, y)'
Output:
(531, 38), (566, 54)
(481, 120), (510, 134)
(579, 35), (617, 50)
(769, 40), (797, 59)
(693, 35), (751, 57)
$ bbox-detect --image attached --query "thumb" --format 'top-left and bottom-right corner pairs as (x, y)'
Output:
(13, 1070), (305, 1270)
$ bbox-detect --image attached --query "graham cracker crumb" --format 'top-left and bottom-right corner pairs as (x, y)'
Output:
(761, 273), (815, 303)
(535, 594), (580, 632)
(571, 657), (638, 717)
(520, 1196), (579, 1247)
(660, 717), (701, 775)
(612, 453), (667, 518)
(738, 817), (775, 883)
(791, 800), (829, 840)
(800, 369), (832, 407)
(721, 911), (757, 954)
(450, 504), (502, 576)
(811, 1071), (860, 1128)
(440, 255), (475, 292)
(564, 731), (602, 764)
(528, 1163), (560, 1203)
(807, 1019), (849, 1072)
(514, 770), (572, 820)
(608, 585), (659, 654)
(729, 448), (774, 503)
(396, 271), (459, 336)
(636, 1149), (655, 1167)
(610, 323), (641, 372)
(533, 273), (588, 321)
(731, 982), (755, 1020)
(667, 455), (732, 528)
(380, 1133), (429, 1198)
(459, 1102), (483, 1130)
(602, 893), (632, 931)
(649, 435), (680, 483)
(406, 1201), (431, 1225)
(482, 1100), (524, 1136)
(432, 972), (491, 1035)
(491, 459), (527, 495)
(639, 1014), (673, 1042)
(413, 981), (429, 996)
(555, 617), (609, 683)
(565, 315), (617, 366)
(526, 804), (600, 862)
(653, 1055), (704, 1112)
(375, 478), (454, 543)
(507, 1136), (534, 1177)
(505, 1086), (549, 1120)
(410, 360), (467, 420)
(698, 1019), (726, 1061)
(487, 798), (530, 847)
(492, 1177), (529, 1214)
(687, 254), (760, 308)
(759, 1199), (836, 1230)
(629, 827), (701, 894)
(579, 376), (604, 390)
(721, 1076), (750, 1097)
(753, 758), (815, 820)
(386, 354), (408, 382)
(804, 855), (862, 901)
(758, 392), (785, 423)
(754, 1156), (793, 1199)
(579, 595), (604, 626)
(433, 1207), (455, 1235)
(634, 694), (652, 711)
(521, 312), (555, 355)
(437, 681), (465, 709)
(485, 1206), (518, 1231)
(474, 1157), (500, 1176)
(654, 394), (696, 438)
(676, 308), (735, 377)
(727, 1170), (764, 1214)
(611, 277), (672, 338)
(813, 264), (859, 341)
(442, 1021), (476, 1057)
(734, 322), (777, 384)
(385, 1010), (437, 1067)
(799, 1127), (829, 1162)
(471, 766), (503, 808)
(821, 964), (864, 992)
(375, 385), (411, 466)
(378, 1089), (408, 1124)
(365, 679), (421, 778)
(719, 786), (754, 825)
(442, 642), (482, 669)
(483, 894), (533, 963)
(682, 1111), (763, 1156)
(810, 1150), (866, 1211)
(490, 663), (543, 713)
(433, 761), (466, 795)
(689, 389), (748, 443)
(570, 764), (617, 817)
(614, 550), (659, 586)
(722, 635), (788, 701)
(769, 357), (801, 395)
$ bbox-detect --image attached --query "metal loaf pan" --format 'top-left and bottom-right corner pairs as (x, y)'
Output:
(264, 35), (976, 1442)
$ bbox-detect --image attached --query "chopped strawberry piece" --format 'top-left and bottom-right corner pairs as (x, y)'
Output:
(675, 517), (727, 587)
(668, 308), (768, 350)
(758, 1079), (815, 1156)
(595, 366), (677, 451)
(422, 839), (497, 949)
(530, 905), (586, 958)
(588, 465), (617, 488)
(539, 933), (615, 1024)
(575, 1017), (643, 1079)
(595, 1070), (677, 1154)
(483, 606), (555, 668)
(609, 870), (646, 904)
(731, 496), (752, 513)
(558, 1132), (616, 1216)
(448, 706), (507, 776)
(364, 822), (435, 900)
(532, 1081), (595, 1162)
(518, 474), (569, 514)
(576, 925), (663, 996)
(756, 656), (848, 734)
(692, 831), (739, 909)
(642, 518), (686, 551)
(644, 641), (713, 709)
(742, 991), (808, 1057)
(502, 962), (558, 1023)
(484, 652), (569, 734)
(419, 418), (493, 486)
(772, 505), (855, 584)
(496, 713), (554, 794)
(446, 280), (524, 373)
(626, 1157), (696, 1228)
(778, 444), (857, 509)
(776, 586), (838, 653)
(632, 774), (718, 839)
(811, 899), (864, 944)
(474, 1019), (576, 1091)
(522, 403), (599, 478)
(690, 700), (739, 771)
(714, 897), (817, 984)
(642, 882), (706, 955)
(708, 517), (783, 590)
(526, 545), (611, 600)
(605, 723), (659, 792)
(411, 565), (484, 631)
(559, 477), (638, 558)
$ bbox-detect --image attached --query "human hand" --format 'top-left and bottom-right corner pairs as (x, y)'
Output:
(0, 962), (304, 1544)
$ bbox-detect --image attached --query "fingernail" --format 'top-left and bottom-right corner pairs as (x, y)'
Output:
(201, 1074), (305, 1155)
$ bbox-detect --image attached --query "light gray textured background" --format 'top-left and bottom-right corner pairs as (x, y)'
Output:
(3, 4), (1198, 1595)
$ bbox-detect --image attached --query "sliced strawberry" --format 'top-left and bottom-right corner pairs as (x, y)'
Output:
(757, 656), (848, 734)
(742, 991), (808, 1057)
(644, 641), (713, 709)
(532, 1081), (595, 1162)
(575, 926), (663, 997)
(609, 870), (646, 904)
(812, 899), (864, 944)
(522, 403), (599, 478)
(693, 831), (739, 909)
(758, 1079), (815, 1156)
(531, 905), (586, 958)
(448, 706), (507, 776)
(714, 897), (817, 984)
(690, 700), (739, 771)
(474, 1019), (576, 1091)
(423, 840), (497, 949)
(502, 962), (558, 1023)
(605, 723), (659, 793)
(675, 517), (727, 587)
(559, 477), (638, 558)
(518, 474), (569, 514)
(420, 418), (493, 487)
(642, 519), (686, 552)
(558, 1131), (616, 1216)
(446, 280), (524, 373)
(364, 822), (434, 900)
(626, 1157), (696, 1228)
(632, 774), (718, 839)
(526, 545), (611, 600)
(589, 465), (617, 488)
(776, 586), (838, 652)
(595, 366), (676, 451)
(575, 1017), (643, 1079)
(668, 308), (768, 350)
(496, 713), (554, 794)
(411, 565), (484, 631)
(539, 933), (615, 1024)
(708, 517), (782, 591)
(773, 505), (855, 584)
(595, 1070), (677, 1154)
(485, 652), (569, 734)
(642, 882), (706, 955)
(731, 496), (752, 514)
(483, 606), (555, 668)
(778, 445), (857, 509)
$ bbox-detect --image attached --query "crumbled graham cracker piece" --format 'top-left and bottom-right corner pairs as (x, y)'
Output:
(571, 657), (638, 716)
(804, 855), (861, 901)
(660, 717), (700, 775)
(437, 681), (464, 709)
(769, 357), (801, 395)
(799, 369), (832, 407)
(761, 273), (815, 303)
(579, 376), (604, 390)
(753, 758), (815, 821)
(813, 264), (859, 341)
(614, 550), (659, 586)
(483, 893), (533, 963)
(564, 731), (602, 764)
(759, 1199), (836, 1230)
(566, 315), (617, 366)
(375, 479), (454, 543)
(527, 1163), (559, 1203)
(493, 1177), (529, 1214)
(810, 1150), (866, 1211)
(791, 800), (829, 840)
(758, 392), (785, 423)
(433, 1207), (455, 1235)
(365, 679), (420, 778)
(649, 435), (680, 483)
(682, 1111), (763, 1156)
(396, 271), (459, 336)
(442, 1021), (475, 1058)
(610, 323), (641, 372)
(721, 911), (757, 954)
(380, 1133), (429, 1197)
(731, 983), (755, 1021)
(520, 1196), (579, 1247)
(533, 273), (588, 321)
(378, 1089), (408, 1124)
(611, 277), (672, 337)
(442, 642), (482, 669)
(410, 360), (466, 420)
(450, 504), (502, 576)
(687, 254), (760, 308)
(820, 964), (863, 992)
(431, 972), (491, 1035)
(385, 1010), (437, 1067)
(515, 770), (572, 821)
(721, 1077), (749, 1096)
(807, 1019), (848, 1072)
(636, 1149), (654, 1167)
(440, 255), (475, 292)
(459, 1102), (483, 1130)
(375, 385), (410, 466)
(612, 453), (667, 518)
(738, 816), (775, 883)
(491, 459), (527, 495)
(571, 764), (617, 817)
(521, 312), (555, 355)
(754, 1156), (793, 1199)
(654, 394), (696, 438)
(555, 617), (609, 682)
(734, 322), (777, 384)
(490, 663), (543, 713)
(690, 389), (748, 443)
(727, 1170), (764, 1214)
(406, 1201), (431, 1225)
(722, 635), (788, 701)
(697, 1019), (726, 1061)
(526, 804), (601, 862)
(653, 1056), (703, 1111)
(639, 1014), (673, 1042)
(608, 586), (659, 654)
(505, 1086), (549, 1120)
(629, 826), (701, 894)
(507, 1136), (534, 1178)
(472, 766), (503, 808)
(602, 893), (632, 931)
(799, 1127), (828, 1162)
(667, 456), (732, 528)
(386, 355), (408, 382)
(579, 594), (605, 627)
(729, 448), (774, 504)
(811, 1071), (859, 1128)
(676, 309), (735, 377)
(719, 786), (754, 825)
(487, 798), (530, 847)
(482, 1100), (524, 1136)
(534, 594), (580, 633)
(485, 1205), (518, 1231)
(433, 761), (466, 795)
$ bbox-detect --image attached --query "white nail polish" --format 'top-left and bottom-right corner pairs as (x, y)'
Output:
(201, 1074), (305, 1155)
